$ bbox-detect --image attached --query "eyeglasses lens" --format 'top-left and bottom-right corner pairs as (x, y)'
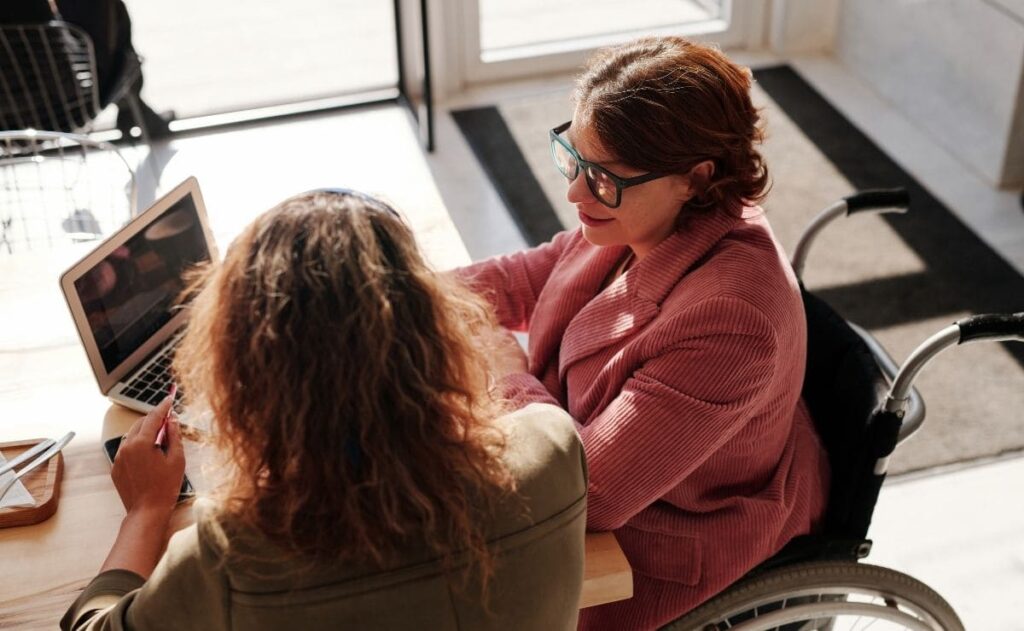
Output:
(586, 166), (618, 207)
(551, 139), (578, 180)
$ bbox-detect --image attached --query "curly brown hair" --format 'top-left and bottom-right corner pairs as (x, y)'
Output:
(574, 36), (770, 216)
(173, 190), (515, 584)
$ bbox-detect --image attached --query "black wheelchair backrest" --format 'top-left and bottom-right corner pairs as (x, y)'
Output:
(800, 287), (900, 543)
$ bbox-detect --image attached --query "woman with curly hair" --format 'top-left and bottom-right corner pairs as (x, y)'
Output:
(61, 190), (588, 630)
(458, 37), (830, 629)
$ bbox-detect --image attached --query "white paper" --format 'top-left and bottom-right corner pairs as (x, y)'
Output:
(0, 449), (37, 509)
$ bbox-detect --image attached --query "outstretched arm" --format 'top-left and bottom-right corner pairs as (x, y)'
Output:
(456, 230), (575, 331)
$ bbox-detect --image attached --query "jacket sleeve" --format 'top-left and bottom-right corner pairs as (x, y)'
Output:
(578, 297), (779, 531)
(60, 524), (228, 631)
(456, 230), (575, 331)
(497, 372), (563, 411)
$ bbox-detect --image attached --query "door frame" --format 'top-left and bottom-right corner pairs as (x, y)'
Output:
(452, 0), (769, 87)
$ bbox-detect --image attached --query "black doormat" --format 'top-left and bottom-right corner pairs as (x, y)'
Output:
(753, 67), (1024, 343)
(450, 107), (564, 246)
(452, 65), (1024, 474)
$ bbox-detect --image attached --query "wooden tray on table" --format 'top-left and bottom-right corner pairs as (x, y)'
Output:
(0, 438), (64, 528)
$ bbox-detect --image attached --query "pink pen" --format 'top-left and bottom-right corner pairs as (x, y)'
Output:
(154, 383), (177, 448)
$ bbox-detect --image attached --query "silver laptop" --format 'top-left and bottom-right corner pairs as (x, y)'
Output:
(60, 177), (217, 414)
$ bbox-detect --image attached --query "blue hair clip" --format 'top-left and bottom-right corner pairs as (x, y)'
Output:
(307, 187), (401, 219)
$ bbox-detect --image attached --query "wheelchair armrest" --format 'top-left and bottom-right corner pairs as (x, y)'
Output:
(847, 322), (925, 445)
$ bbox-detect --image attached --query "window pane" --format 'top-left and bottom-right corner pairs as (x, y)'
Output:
(124, 0), (398, 118)
(479, 0), (724, 56)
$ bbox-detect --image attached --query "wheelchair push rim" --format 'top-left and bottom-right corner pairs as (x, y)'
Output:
(662, 561), (964, 631)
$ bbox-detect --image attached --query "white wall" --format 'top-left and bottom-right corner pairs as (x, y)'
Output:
(834, 0), (1024, 188)
(768, 0), (841, 54)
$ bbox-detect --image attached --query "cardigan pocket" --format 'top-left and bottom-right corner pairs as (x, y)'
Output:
(616, 525), (703, 586)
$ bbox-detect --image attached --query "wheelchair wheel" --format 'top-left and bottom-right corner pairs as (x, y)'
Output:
(662, 561), (964, 631)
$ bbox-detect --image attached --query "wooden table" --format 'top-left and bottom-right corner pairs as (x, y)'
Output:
(0, 211), (631, 628)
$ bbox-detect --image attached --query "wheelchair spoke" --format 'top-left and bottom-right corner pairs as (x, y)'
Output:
(853, 613), (880, 631)
(667, 562), (962, 631)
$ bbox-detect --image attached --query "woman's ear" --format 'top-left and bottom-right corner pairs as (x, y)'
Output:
(675, 159), (715, 202)
(687, 160), (715, 196)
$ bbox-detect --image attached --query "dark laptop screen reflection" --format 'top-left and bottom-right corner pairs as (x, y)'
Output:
(74, 194), (211, 373)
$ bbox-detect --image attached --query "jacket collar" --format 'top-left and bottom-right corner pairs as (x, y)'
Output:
(556, 210), (742, 377)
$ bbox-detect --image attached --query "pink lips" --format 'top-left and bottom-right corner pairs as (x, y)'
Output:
(578, 210), (614, 227)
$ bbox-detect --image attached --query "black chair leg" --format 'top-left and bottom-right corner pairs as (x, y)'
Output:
(123, 92), (152, 147)
(118, 91), (172, 145)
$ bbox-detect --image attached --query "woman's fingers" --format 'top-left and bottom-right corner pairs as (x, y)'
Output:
(137, 394), (175, 443)
(165, 420), (185, 468)
(122, 395), (173, 444)
(123, 415), (144, 440)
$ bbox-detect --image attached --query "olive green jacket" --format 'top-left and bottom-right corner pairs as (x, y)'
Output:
(62, 403), (588, 630)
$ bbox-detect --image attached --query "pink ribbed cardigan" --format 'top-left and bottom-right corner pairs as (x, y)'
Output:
(458, 208), (830, 630)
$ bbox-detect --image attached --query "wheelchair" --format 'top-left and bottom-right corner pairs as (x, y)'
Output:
(663, 188), (1024, 631)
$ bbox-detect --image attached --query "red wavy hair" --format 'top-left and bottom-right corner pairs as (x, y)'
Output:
(574, 36), (770, 216)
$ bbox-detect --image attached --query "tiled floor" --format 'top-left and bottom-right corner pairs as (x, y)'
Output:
(869, 456), (1024, 630)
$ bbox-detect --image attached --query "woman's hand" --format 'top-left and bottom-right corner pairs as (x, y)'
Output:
(99, 395), (186, 578)
(111, 394), (185, 518)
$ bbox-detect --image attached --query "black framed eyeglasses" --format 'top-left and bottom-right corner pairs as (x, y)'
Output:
(549, 121), (668, 209)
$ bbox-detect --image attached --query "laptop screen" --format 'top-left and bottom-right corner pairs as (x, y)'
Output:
(73, 192), (211, 373)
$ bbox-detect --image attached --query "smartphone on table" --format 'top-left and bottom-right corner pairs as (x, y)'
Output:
(103, 435), (195, 502)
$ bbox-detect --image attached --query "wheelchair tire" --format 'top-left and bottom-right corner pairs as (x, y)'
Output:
(661, 560), (964, 631)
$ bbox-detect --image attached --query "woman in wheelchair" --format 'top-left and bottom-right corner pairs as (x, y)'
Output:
(457, 36), (830, 629)
(61, 191), (589, 630)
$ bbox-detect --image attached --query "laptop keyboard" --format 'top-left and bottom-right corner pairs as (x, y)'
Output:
(120, 338), (183, 412)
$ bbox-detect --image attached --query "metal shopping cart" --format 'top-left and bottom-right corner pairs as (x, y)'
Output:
(664, 188), (1024, 631)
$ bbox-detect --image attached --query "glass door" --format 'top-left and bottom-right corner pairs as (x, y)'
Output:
(116, 0), (437, 149)
(460, 0), (762, 83)
(123, 0), (399, 121)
